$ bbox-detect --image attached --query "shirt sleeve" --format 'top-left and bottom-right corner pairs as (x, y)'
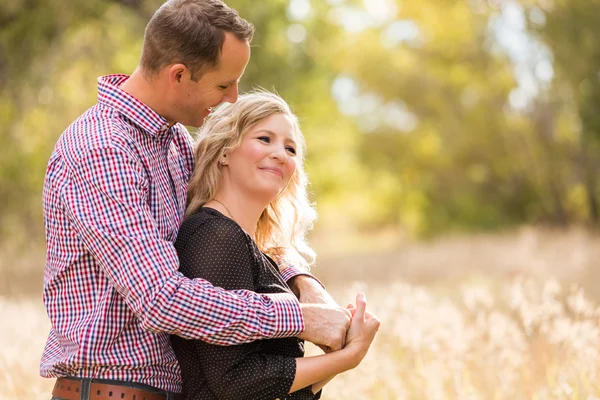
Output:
(62, 146), (304, 344)
(176, 216), (310, 399)
(280, 266), (326, 290)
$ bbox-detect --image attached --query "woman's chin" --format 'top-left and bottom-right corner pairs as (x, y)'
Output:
(250, 185), (283, 204)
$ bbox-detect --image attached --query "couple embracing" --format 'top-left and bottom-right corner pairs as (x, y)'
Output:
(42, 1), (380, 399)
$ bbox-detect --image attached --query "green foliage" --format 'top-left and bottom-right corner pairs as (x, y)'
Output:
(521, 0), (600, 223)
(0, 0), (598, 244)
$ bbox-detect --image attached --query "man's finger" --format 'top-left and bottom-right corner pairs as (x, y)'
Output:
(318, 344), (332, 354)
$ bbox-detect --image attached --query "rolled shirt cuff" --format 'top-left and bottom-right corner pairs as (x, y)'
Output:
(264, 292), (305, 338)
(280, 265), (326, 290)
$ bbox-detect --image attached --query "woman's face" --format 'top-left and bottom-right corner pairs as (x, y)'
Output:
(225, 113), (298, 201)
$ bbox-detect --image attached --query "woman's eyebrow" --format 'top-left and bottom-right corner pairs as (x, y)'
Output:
(254, 129), (297, 145)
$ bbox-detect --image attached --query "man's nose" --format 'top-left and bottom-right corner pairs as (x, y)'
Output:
(222, 83), (239, 104)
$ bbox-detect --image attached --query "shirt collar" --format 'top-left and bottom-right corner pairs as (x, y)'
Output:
(97, 74), (171, 137)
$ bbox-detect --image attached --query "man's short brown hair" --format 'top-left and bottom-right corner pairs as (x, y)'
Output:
(140, 0), (254, 81)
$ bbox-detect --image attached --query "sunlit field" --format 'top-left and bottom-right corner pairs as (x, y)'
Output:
(3, 228), (600, 399)
(315, 278), (600, 399)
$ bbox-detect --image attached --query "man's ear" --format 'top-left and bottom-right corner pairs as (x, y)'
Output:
(167, 64), (188, 88)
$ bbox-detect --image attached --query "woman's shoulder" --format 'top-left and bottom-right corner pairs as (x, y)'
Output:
(175, 208), (261, 285)
(177, 207), (246, 239)
(176, 207), (251, 251)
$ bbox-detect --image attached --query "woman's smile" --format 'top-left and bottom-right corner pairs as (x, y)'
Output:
(259, 166), (284, 178)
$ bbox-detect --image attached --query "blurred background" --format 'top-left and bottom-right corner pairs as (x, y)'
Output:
(2, 0), (600, 398)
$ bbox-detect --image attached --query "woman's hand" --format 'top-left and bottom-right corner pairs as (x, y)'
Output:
(343, 292), (380, 368)
(291, 292), (380, 394)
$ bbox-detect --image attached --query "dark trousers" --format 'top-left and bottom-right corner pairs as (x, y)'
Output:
(50, 377), (182, 400)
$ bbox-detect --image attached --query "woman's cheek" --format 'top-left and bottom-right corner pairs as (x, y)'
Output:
(286, 159), (297, 178)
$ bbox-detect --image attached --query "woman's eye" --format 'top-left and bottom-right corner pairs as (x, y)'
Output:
(258, 136), (270, 143)
(286, 146), (297, 155)
(218, 85), (229, 90)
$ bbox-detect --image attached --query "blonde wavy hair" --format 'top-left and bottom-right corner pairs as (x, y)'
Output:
(186, 90), (317, 269)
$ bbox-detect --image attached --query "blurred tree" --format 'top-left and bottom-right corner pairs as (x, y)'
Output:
(310, 0), (529, 234)
(521, 0), (600, 224)
(0, 0), (148, 240)
(0, 0), (597, 252)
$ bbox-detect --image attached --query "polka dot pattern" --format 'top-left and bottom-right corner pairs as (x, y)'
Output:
(171, 208), (320, 400)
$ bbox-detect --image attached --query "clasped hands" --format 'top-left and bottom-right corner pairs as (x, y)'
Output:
(297, 284), (380, 361)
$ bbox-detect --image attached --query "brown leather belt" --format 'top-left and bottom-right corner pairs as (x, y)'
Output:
(52, 377), (176, 400)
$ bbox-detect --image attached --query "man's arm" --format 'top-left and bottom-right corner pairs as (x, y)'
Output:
(281, 267), (351, 351)
(286, 272), (337, 305)
(63, 146), (304, 344)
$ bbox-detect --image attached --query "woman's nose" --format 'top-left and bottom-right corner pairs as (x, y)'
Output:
(270, 146), (287, 162)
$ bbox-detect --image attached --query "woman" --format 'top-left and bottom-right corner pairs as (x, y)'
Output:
(171, 91), (380, 400)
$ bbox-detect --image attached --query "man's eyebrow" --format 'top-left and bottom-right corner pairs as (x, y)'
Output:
(220, 78), (240, 85)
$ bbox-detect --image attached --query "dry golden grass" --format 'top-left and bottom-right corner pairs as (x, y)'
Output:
(310, 278), (600, 399)
(3, 227), (600, 399)
(0, 297), (54, 399)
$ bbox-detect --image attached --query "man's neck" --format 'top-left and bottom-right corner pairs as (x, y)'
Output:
(119, 68), (175, 125)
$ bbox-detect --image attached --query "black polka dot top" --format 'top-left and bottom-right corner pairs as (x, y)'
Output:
(170, 207), (321, 400)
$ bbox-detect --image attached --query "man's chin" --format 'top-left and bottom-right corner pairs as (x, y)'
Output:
(182, 116), (206, 128)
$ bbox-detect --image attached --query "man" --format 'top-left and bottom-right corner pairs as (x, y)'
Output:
(42, 1), (351, 399)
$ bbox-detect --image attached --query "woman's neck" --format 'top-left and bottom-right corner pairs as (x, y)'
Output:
(206, 188), (268, 239)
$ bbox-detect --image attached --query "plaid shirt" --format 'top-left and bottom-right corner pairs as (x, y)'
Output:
(41, 75), (307, 392)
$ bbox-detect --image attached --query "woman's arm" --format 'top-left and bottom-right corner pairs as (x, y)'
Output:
(294, 302), (357, 394)
(290, 352), (354, 394)
(288, 293), (380, 394)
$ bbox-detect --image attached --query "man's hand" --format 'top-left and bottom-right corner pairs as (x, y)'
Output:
(288, 274), (349, 351)
(298, 303), (352, 351)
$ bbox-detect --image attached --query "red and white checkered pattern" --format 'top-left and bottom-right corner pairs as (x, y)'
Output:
(40, 75), (306, 392)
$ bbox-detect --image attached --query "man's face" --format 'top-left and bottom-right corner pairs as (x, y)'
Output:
(173, 32), (251, 127)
